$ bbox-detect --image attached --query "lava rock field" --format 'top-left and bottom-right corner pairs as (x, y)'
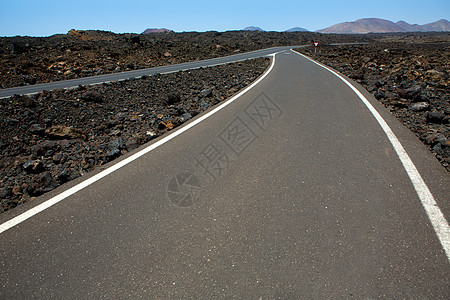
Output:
(0, 58), (269, 212)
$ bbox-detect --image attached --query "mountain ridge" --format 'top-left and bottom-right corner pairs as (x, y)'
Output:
(318, 18), (450, 34)
(139, 19), (449, 34)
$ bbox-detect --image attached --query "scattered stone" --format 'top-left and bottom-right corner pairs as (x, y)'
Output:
(349, 70), (364, 80)
(109, 129), (122, 136)
(399, 85), (422, 100)
(125, 137), (140, 151)
(374, 89), (385, 99)
(27, 172), (58, 196)
(409, 102), (429, 112)
(43, 118), (53, 127)
(390, 98), (408, 108)
(427, 112), (446, 124)
(0, 187), (12, 198)
(167, 93), (181, 105)
(1, 200), (18, 212)
(158, 121), (174, 130)
(145, 130), (157, 142)
(115, 112), (128, 121)
(175, 106), (187, 115)
(45, 125), (85, 140)
(16, 94), (36, 108)
(200, 89), (213, 97)
(199, 100), (210, 109)
(23, 160), (45, 173)
(52, 153), (65, 164)
(22, 75), (37, 85)
(425, 133), (447, 145)
(29, 124), (45, 135)
(57, 169), (78, 183)
(81, 90), (103, 103)
(106, 148), (121, 161)
(441, 140), (450, 149)
(180, 113), (192, 123)
(31, 140), (58, 157)
(108, 138), (124, 150)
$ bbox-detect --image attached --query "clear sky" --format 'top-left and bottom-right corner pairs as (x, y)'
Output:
(0, 0), (448, 36)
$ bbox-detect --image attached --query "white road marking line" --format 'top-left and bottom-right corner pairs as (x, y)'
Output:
(0, 53), (278, 234)
(291, 49), (450, 260)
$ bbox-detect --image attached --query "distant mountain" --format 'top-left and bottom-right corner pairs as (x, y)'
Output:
(396, 19), (450, 32)
(318, 18), (450, 34)
(395, 21), (422, 32)
(417, 19), (450, 32)
(142, 28), (173, 34)
(285, 27), (309, 32)
(242, 26), (265, 31)
(318, 18), (405, 34)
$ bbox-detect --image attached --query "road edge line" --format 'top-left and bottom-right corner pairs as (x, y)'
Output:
(0, 54), (278, 234)
(291, 49), (450, 260)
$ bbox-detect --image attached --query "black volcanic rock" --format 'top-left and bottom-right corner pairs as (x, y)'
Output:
(0, 30), (367, 88)
(81, 90), (103, 103)
(27, 172), (58, 196)
(427, 112), (446, 124)
(0, 57), (270, 213)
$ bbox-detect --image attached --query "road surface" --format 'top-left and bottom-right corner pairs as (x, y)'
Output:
(0, 49), (449, 298)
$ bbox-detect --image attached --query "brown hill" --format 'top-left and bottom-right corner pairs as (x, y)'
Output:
(318, 18), (406, 34)
(319, 18), (450, 34)
(397, 19), (450, 32)
(419, 19), (450, 32)
(142, 28), (174, 34)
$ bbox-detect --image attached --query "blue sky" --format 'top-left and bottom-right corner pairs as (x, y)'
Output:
(0, 0), (448, 36)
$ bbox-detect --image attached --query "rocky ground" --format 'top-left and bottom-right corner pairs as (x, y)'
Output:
(296, 38), (449, 171)
(0, 58), (270, 213)
(0, 30), (368, 88)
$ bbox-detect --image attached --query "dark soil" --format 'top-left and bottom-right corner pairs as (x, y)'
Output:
(295, 38), (450, 171)
(0, 58), (270, 213)
(0, 30), (369, 88)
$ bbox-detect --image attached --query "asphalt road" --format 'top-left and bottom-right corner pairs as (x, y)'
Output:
(0, 46), (295, 99)
(1, 49), (449, 298)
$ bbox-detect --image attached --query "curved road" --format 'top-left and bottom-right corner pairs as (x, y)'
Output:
(0, 49), (449, 298)
(0, 46), (295, 99)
